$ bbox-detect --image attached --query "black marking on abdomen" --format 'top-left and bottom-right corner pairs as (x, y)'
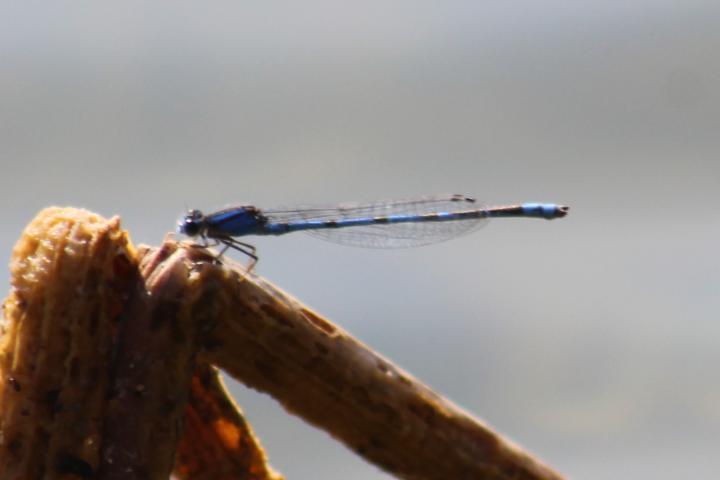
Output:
(451, 194), (476, 203)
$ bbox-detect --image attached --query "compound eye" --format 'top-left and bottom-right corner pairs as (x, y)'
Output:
(178, 211), (204, 237)
(182, 220), (200, 237)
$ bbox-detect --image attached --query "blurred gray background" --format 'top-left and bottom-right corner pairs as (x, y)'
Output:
(1, 1), (718, 478)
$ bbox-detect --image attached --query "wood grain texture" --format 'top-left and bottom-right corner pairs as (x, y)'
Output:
(0, 208), (135, 479)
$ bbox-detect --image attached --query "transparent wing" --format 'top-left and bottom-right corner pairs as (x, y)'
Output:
(261, 194), (489, 248)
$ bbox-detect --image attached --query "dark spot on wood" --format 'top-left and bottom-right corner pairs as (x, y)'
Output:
(351, 386), (371, 405)
(314, 342), (329, 355)
(375, 402), (400, 426)
(202, 336), (224, 352)
(253, 359), (278, 384)
(301, 355), (329, 374)
(151, 299), (180, 330)
(162, 395), (179, 414)
(276, 332), (303, 354)
(7, 436), (22, 458)
(45, 389), (62, 414)
(190, 289), (219, 332)
(170, 318), (187, 344)
(369, 436), (384, 449)
(112, 253), (136, 289)
(229, 311), (259, 335)
(88, 302), (101, 337)
(56, 453), (94, 478)
(85, 267), (101, 296)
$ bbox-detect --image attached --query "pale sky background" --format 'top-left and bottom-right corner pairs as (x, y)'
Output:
(1, 2), (719, 479)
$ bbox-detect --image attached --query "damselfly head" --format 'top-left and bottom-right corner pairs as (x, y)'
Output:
(177, 209), (205, 237)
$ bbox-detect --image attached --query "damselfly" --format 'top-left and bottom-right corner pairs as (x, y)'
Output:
(178, 194), (568, 268)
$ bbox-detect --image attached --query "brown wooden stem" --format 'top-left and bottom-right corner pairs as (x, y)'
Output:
(171, 243), (565, 480)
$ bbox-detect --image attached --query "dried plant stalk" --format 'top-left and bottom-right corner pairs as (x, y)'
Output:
(98, 244), (202, 479)
(0, 209), (280, 480)
(0, 208), (135, 479)
(172, 244), (566, 480)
